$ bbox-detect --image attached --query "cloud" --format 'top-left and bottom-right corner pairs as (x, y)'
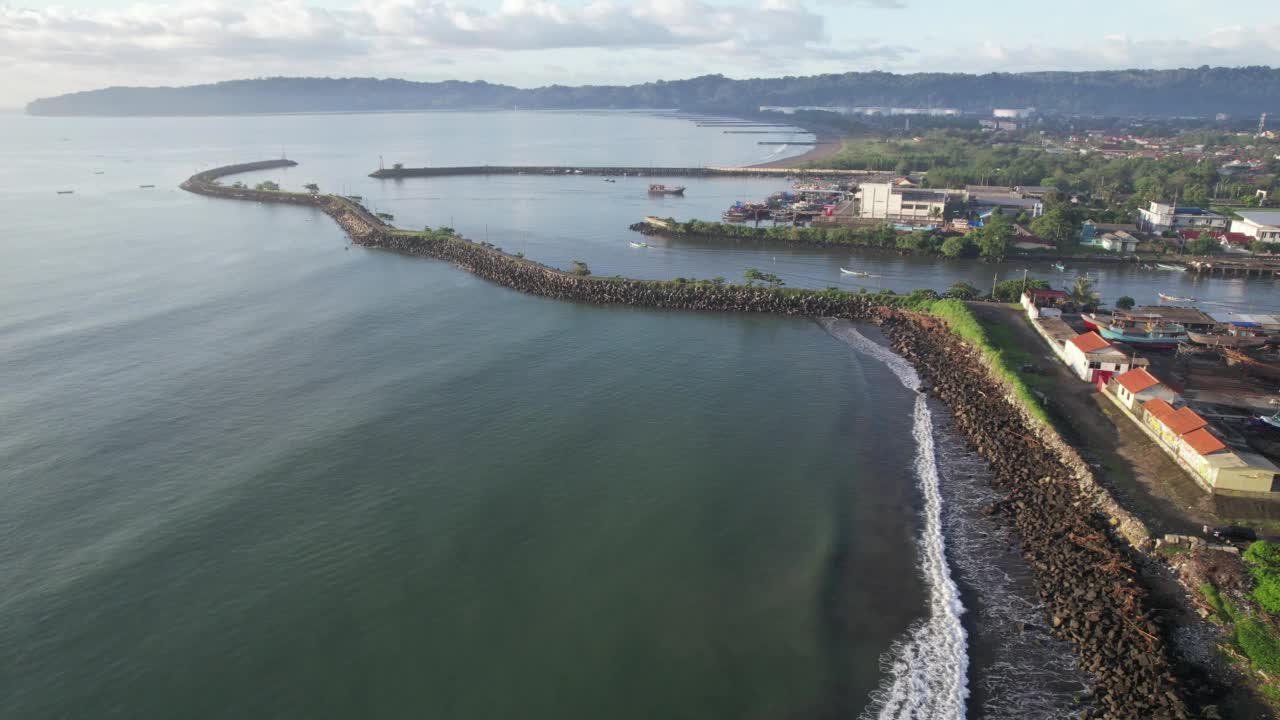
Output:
(0, 0), (832, 66)
(921, 25), (1280, 73)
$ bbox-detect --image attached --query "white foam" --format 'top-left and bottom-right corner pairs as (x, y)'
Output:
(819, 318), (969, 720)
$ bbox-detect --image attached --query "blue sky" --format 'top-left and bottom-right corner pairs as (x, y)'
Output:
(2, 0), (1278, 107)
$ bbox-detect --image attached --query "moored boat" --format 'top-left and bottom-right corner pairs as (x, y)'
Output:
(629, 241), (649, 248)
(1188, 330), (1270, 349)
(648, 184), (685, 195)
(1052, 261), (1066, 272)
(1081, 312), (1107, 331)
(1098, 312), (1189, 349)
(1156, 263), (1187, 272)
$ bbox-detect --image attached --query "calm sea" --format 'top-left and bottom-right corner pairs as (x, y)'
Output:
(1, 110), (1095, 720)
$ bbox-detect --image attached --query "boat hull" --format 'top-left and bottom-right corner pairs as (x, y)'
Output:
(1081, 313), (1104, 331)
(1187, 331), (1270, 349)
(1099, 327), (1186, 349)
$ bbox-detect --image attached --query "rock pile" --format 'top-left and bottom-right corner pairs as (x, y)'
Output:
(879, 312), (1192, 720)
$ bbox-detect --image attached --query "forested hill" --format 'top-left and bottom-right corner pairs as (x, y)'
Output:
(26, 67), (1280, 118)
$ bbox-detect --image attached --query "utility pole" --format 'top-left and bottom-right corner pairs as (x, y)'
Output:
(992, 271), (999, 298)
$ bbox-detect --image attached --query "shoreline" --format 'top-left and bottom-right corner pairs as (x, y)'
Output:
(183, 159), (1213, 718)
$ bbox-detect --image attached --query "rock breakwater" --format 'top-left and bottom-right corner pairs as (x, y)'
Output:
(184, 162), (1197, 718)
(880, 312), (1193, 719)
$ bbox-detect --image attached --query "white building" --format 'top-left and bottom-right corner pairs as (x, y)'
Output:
(1094, 231), (1138, 253)
(1063, 332), (1137, 384)
(1108, 367), (1179, 412)
(993, 108), (1036, 119)
(1230, 211), (1280, 243)
(1137, 202), (1230, 233)
(856, 183), (950, 224)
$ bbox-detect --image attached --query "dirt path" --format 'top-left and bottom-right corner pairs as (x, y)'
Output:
(967, 303), (1219, 535)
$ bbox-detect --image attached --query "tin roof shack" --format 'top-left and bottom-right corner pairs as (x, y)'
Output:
(1107, 367), (1179, 412)
(966, 186), (1044, 219)
(1064, 331), (1138, 385)
(1131, 306), (1217, 334)
(1081, 220), (1140, 246)
(1021, 289), (1069, 319)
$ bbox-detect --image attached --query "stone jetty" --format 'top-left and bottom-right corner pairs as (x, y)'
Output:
(184, 161), (1205, 719)
(368, 164), (882, 179)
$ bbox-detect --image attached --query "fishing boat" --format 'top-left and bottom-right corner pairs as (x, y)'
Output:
(1081, 312), (1107, 331)
(629, 241), (649, 248)
(1249, 411), (1280, 431)
(56, 190), (74, 194)
(1188, 322), (1272, 349)
(1098, 313), (1189, 349)
(1052, 261), (1066, 272)
(139, 184), (156, 189)
(1156, 263), (1187, 272)
(1224, 348), (1280, 381)
(840, 268), (870, 277)
(1158, 292), (1198, 302)
(648, 184), (685, 195)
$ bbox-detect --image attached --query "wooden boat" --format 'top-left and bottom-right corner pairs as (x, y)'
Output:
(1224, 348), (1280, 381)
(1081, 312), (1106, 331)
(648, 184), (685, 195)
(1250, 412), (1280, 431)
(1188, 328), (1271, 348)
(1098, 313), (1189, 349)
(1159, 292), (1198, 302)
(1156, 263), (1187, 272)
(139, 184), (156, 189)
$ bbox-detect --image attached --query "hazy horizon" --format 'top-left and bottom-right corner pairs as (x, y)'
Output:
(4, 0), (1279, 107)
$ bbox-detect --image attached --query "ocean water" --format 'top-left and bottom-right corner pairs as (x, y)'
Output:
(0, 110), (1089, 719)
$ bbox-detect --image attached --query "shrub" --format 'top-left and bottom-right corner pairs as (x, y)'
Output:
(1115, 295), (1135, 310)
(570, 260), (591, 276)
(1245, 541), (1280, 615)
(1237, 617), (1280, 674)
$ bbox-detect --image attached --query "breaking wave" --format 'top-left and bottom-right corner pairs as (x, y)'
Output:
(818, 318), (969, 720)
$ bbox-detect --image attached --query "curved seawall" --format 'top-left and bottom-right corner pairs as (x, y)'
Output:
(184, 161), (1195, 719)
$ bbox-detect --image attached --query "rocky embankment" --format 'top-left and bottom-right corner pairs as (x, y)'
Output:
(881, 312), (1197, 719)
(185, 162), (1201, 718)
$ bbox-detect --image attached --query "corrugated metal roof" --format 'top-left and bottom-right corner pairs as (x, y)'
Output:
(1236, 210), (1280, 227)
(1116, 368), (1161, 394)
(1069, 332), (1111, 353)
(1143, 398), (1176, 421)
(1164, 407), (1209, 436)
(1182, 428), (1227, 456)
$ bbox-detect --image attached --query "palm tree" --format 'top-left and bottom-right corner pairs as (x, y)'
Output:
(1069, 276), (1101, 310)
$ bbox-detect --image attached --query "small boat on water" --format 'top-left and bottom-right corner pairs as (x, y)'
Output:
(648, 184), (685, 195)
(139, 184), (155, 189)
(840, 268), (870, 277)
(629, 241), (649, 248)
(56, 190), (74, 194)
(1159, 292), (1199, 302)
(1156, 263), (1187, 272)
(1052, 261), (1066, 272)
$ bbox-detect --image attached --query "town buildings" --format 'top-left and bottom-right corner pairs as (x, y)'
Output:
(1137, 202), (1230, 233)
(855, 182), (952, 224)
(1230, 210), (1280, 243)
(1062, 331), (1140, 385)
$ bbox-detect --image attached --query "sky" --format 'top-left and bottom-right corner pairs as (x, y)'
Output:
(2, 0), (1279, 108)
